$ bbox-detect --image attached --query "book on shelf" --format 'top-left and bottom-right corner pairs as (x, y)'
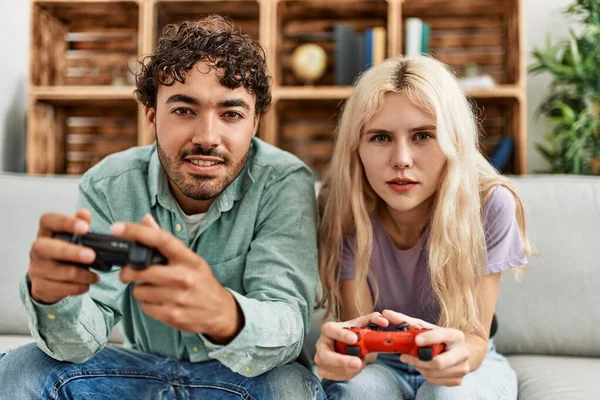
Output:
(404, 18), (430, 56)
(334, 24), (386, 86)
(489, 137), (515, 172)
(334, 24), (363, 86)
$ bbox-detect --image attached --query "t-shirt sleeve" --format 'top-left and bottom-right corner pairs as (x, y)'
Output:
(340, 235), (357, 280)
(483, 185), (528, 274)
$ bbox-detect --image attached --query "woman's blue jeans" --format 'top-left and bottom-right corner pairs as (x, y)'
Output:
(322, 339), (518, 400)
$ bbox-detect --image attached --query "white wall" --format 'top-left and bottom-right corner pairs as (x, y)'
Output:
(0, 0), (577, 173)
(0, 1), (29, 172)
(524, 0), (575, 173)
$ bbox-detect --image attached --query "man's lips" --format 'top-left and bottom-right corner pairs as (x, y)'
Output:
(184, 156), (224, 163)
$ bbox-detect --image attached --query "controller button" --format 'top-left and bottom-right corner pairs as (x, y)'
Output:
(367, 322), (381, 331)
(418, 347), (434, 361)
(346, 346), (361, 357)
(396, 322), (409, 331)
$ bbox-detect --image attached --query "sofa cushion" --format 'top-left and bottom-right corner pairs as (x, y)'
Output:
(495, 175), (600, 357)
(0, 335), (36, 354)
(0, 173), (81, 335)
(0, 172), (128, 344)
(507, 354), (600, 400)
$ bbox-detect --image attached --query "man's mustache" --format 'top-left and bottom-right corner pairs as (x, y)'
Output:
(180, 146), (229, 162)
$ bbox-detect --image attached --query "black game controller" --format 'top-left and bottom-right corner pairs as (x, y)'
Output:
(53, 232), (168, 271)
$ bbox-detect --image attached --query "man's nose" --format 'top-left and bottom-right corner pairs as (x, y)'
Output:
(191, 114), (220, 148)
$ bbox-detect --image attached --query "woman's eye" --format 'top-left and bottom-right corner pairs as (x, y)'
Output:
(415, 132), (433, 141)
(373, 134), (389, 142)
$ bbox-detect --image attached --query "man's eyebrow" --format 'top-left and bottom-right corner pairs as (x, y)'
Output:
(165, 94), (200, 105)
(218, 99), (250, 111)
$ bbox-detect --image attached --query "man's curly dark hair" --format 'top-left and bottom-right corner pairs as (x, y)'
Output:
(135, 15), (271, 116)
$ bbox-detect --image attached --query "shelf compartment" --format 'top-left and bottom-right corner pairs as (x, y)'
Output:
(153, 1), (260, 49)
(275, 99), (344, 178)
(28, 98), (138, 174)
(31, 1), (140, 86)
(403, 0), (521, 85)
(473, 96), (522, 173)
(276, 0), (390, 87)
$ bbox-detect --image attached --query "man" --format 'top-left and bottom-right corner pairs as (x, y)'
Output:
(0, 16), (323, 399)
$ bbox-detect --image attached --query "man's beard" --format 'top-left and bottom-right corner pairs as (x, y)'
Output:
(156, 135), (249, 201)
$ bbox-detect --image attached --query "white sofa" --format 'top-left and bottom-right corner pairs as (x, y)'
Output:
(1, 172), (599, 399)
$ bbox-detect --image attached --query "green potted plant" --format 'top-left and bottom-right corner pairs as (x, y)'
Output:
(529, 0), (600, 175)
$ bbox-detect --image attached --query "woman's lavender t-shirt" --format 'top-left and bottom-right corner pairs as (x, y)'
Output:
(341, 186), (528, 324)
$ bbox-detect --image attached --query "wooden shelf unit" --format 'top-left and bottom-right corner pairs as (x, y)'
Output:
(28, 0), (526, 176)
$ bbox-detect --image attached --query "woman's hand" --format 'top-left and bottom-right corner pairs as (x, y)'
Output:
(314, 312), (389, 381)
(382, 309), (471, 387)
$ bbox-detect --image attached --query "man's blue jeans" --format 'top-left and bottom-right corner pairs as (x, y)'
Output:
(0, 343), (324, 400)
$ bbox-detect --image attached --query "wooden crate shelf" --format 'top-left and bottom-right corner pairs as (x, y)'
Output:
(31, 1), (140, 87)
(153, 1), (261, 50)
(403, 0), (522, 85)
(274, 0), (393, 87)
(473, 96), (525, 174)
(274, 84), (523, 101)
(27, 98), (138, 174)
(31, 86), (137, 102)
(274, 99), (343, 179)
(28, 0), (527, 175)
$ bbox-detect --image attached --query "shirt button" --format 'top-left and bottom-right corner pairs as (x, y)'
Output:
(243, 366), (252, 373)
(175, 224), (182, 232)
(46, 313), (56, 320)
(204, 341), (213, 350)
(191, 345), (200, 353)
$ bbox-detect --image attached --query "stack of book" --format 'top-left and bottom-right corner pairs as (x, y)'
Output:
(333, 24), (386, 86)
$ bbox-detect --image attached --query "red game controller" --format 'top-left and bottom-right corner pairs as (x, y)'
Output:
(334, 322), (446, 361)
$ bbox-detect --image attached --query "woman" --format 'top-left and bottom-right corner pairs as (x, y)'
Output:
(314, 55), (531, 399)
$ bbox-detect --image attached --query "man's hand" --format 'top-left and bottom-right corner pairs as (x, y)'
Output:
(115, 214), (243, 344)
(28, 209), (100, 304)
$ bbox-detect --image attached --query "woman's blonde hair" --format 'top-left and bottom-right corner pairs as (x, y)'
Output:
(317, 55), (531, 335)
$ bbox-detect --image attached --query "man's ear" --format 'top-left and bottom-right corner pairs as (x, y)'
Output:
(144, 106), (156, 128)
(253, 114), (261, 137)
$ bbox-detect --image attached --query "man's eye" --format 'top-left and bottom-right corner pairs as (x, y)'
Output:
(223, 111), (242, 120)
(173, 108), (192, 116)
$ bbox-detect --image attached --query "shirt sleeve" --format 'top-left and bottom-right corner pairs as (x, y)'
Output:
(20, 174), (126, 363)
(483, 185), (528, 274)
(199, 166), (319, 377)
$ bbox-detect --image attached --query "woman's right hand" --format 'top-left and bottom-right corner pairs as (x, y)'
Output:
(28, 208), (99, 304)
(314, 312), (389, 381)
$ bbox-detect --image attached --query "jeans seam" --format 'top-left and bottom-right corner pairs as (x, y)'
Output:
(50, 372), (254, 400)
(170, 381), (253, 399)
(50, 371), (171, 399)
(173, 382), (255, 400)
